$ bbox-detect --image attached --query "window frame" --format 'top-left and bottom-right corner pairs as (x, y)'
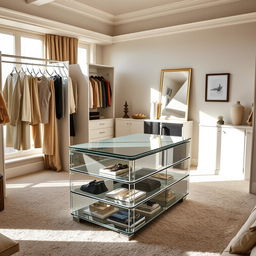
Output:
(0, 28), (45, 160)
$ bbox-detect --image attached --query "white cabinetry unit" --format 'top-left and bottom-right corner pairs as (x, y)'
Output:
(89, 119), (114, 142)
(115, 118), (144, 137)
(70, 64), (115, 144)
(198, 124), (252, 179)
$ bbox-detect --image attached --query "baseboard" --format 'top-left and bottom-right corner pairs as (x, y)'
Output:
(5, 155), (44, 179)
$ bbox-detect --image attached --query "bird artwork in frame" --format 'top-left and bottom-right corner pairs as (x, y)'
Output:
(205, 73), (230, 102)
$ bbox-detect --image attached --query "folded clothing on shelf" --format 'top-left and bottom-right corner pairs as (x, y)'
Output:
(136, 200), (161, 215)
(82, 202), (119, 219)
(99, 163), (129, 177)
(106, 188), (146, 202)
(154, 189), (176, 202)
(107, 210), (145, 228)
(80, 180), (108, 194)
(152, 172), (174, 180)
(134, 168), (157, 179)
(122, 178), (161, 192)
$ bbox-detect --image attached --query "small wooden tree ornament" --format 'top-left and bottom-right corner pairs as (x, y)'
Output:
(123, 101), (130, 118)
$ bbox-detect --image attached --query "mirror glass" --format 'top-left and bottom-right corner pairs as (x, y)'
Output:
(159, 68), (192, 120)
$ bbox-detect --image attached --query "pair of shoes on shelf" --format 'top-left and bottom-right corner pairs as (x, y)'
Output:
(105, 163), (128, 172)
(80, 180), (108, 194)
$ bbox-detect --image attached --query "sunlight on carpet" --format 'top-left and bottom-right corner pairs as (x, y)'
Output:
(0, 229), (132, 243)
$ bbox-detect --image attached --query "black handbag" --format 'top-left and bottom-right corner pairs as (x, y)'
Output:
(80, 180), (108, 194)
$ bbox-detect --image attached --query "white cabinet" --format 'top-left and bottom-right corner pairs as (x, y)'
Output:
(198, 124), (252, 179)
(198, 125), (219, 172)
(69, 64), (115, 145)
(219, 127), (245, 177)
(115, 118), (144, 137)
(89, 118), (114, 142)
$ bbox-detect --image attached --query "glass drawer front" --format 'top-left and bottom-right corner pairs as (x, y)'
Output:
(70, 159), (189, 209)
(70, 141), (190, 183)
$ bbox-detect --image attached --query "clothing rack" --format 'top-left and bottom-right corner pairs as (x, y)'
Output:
(0, 52), (70, 198)
(0, 53), (67, 69)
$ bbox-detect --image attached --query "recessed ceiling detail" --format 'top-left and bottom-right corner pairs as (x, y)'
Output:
(50, 0), (242, 26)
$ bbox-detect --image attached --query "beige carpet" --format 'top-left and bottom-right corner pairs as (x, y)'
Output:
(1, 171), (256, 256)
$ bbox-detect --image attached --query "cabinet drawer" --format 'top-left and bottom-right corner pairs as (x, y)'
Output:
(89, 119), (114, 130)
(89, 127), (114, 140)
(161, 123), (183, 136)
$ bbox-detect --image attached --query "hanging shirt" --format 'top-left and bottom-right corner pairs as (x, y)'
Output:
(37, 76), (51, 124)
(68, 77), (76, 114)
(53, 75), (63, 119)
(3, 73), (31, 150)
(0, 91), (10, 125)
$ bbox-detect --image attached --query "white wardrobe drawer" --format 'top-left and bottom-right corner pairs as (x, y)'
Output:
(89, 127), (114, 140)
(89, 119), (114, 129)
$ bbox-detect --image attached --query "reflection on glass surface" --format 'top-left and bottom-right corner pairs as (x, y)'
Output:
(70, 134), (190, 160)
(159, 68), (192, 120)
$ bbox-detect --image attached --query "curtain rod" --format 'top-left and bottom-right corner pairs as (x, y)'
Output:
(2, 60), (66, 68)
(1, 53), (66, 64)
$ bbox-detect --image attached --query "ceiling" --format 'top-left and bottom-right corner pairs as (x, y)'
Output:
(74, 0), (183, 15)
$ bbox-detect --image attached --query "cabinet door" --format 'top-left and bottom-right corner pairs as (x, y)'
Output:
(115, 121), (131, 137)
(245, 129), (252, 180)
(144, 121), (160, 134)
(220, 127), (245, 177)
(130, 121), (144, 134)
(197, 125), (219, 172)
(161, 123), (183, 136)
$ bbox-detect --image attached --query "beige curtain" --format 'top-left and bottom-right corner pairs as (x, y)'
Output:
(44, 34), (78, 171)
(45, 34), (78, 64)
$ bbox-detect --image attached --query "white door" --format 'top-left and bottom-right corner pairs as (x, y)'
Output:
(130, 121), (144, 134)
(115, 120), (131, 137)
(197, 125), (219, 173)
(219, 127), (245, 178)
(244, 129), (252, 180)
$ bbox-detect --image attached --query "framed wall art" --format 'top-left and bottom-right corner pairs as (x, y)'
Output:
(205, 73), (230, 102)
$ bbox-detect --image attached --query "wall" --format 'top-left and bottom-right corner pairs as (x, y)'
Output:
(102, 22), (256, 163)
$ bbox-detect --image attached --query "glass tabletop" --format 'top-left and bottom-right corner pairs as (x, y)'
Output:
(70, 133), (190, 160)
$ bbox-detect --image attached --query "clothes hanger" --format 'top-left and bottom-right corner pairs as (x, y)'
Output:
(10, 66), (19, 75)
(26, 65), (33, 76)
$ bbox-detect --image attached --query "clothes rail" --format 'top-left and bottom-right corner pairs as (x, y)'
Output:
(2, 53), (62, 64)
(1, 60), (65, 68)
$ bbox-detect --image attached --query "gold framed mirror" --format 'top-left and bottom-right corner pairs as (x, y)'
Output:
(158, 68), (192, 120)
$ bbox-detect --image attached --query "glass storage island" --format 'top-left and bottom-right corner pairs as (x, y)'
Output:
(69, 133), (191, 236)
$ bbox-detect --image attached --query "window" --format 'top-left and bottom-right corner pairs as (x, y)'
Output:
(0, 30), (44, 159)
(0, 32), (15, 83)
(78, 44), (89, 75)
(21, 36), (43, 59)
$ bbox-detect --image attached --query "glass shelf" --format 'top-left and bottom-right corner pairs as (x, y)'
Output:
(71, 183), (188, 236)
(70, 133), (190, 160)
(70, 167), (189, 209)
(70, 140), (190, 183)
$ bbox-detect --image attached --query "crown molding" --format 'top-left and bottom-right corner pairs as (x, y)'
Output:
(47, 0), (242, 26)
(51, 0), (114, 25)
(114, 0), (241, 25)
(0, 7), (255, 46)
(112, 12), (256, 43)
(0, 7), (112, 44)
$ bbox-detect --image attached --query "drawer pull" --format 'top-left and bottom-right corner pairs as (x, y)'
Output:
(99, 131), (106, 134)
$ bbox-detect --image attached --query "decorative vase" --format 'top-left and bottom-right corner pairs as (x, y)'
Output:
(230, 101), (244, 125)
